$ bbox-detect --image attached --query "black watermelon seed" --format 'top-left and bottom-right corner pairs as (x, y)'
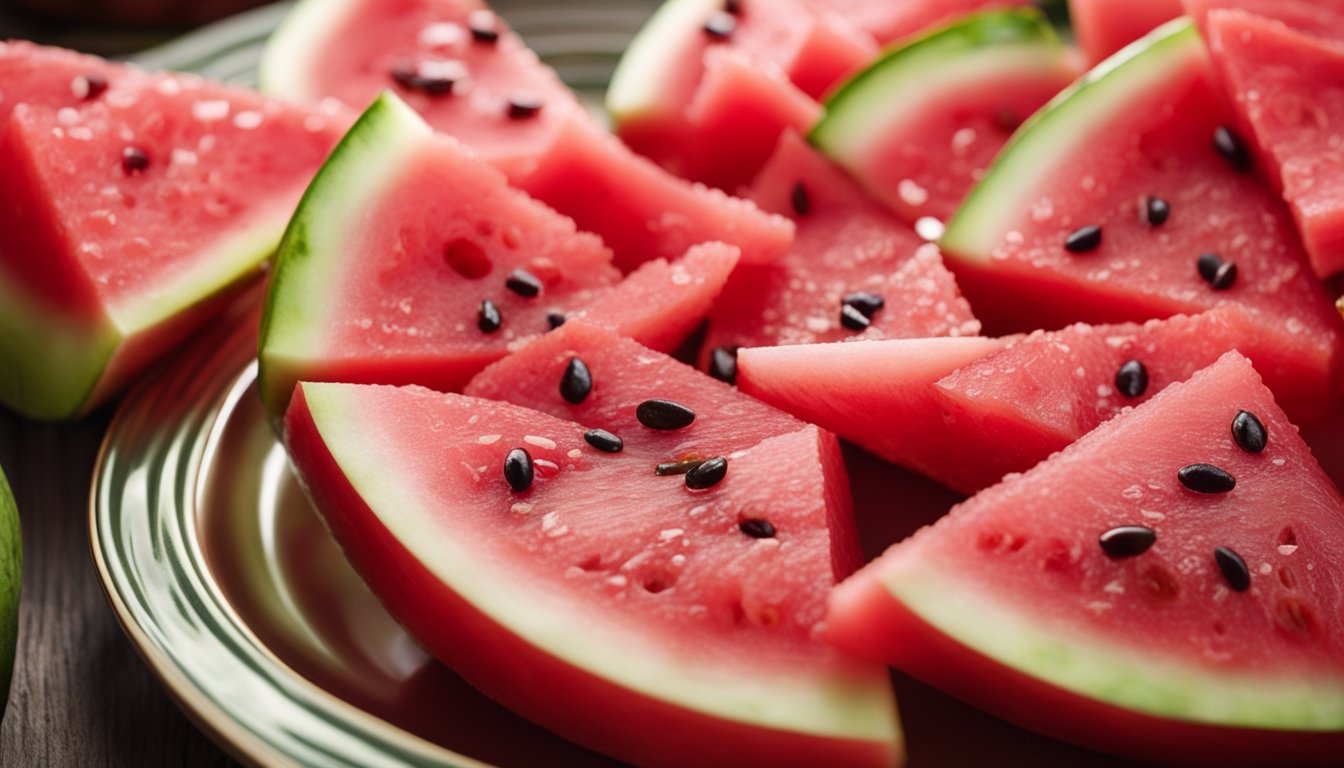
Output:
(1231, 410), (1267, 454)
(840, 303), (871, 331)
(1143, 196), (1170, 226)
(478, 299), (502, 332)
(583, 428), (623, 453)
(685, 456), (728, 489)
(704, 10), (737, 39)
(1114, 359), (1149, 399)
(507, 94), (544, 120)
(505, 268), (543, 297)
(1197, 252), (1223, 282)
(75, 73), (109, 100)
(636, 399), (696, 430)
(1214, 546), (1252, 592)
(1064, 224), (1102, 253)
(842, 291), (885, 319)
(560, 357), (592, 404)
(791, 181), (811, 216)
(468, 10), (500, 42)
(503, 448), (534, 492)
(390, 62), (459, 95)
(1209, 260), (1237, 291)
(656, 458), (703, 476)
(1213, 125), (1252, 172)
(121, 146), (149, 175)
(739, 518), (776, 539)
(708, 347), (738, 385)
(546, 311), (567, 330)
(1178, 463), (1236, 494)
(1098, 525), (1156, 559)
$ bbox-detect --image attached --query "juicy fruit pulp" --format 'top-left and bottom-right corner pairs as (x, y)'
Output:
(827, 352), (1344, 764)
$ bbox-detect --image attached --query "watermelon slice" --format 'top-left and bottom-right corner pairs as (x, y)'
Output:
(700, 131), (980, 368)
(811, 8), (1076, 227)
(826, 352), (1344, 764)
(284, 381), (900, 767)
(1183, 0), (1344, 43)
(1202, 10), (1344, 280)
(260, 0), (793, 272)
(806, 0), (1034, 45)
(938, 19), (1344, 413)
(0, 42), (348, 419)
(1069, 0), (1183, 64)
(258, 92), (737, 418)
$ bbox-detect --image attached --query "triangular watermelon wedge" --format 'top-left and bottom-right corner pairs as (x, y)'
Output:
(284, 381), (900, 767)
(258, 92), (739, 418)
(826, 352), (1344, 764)
(0, 42), (349, 418)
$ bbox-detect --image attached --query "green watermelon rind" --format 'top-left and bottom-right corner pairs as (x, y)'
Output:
(939, 18), (1203, 263)
(881, 558), (1344, 731)
(605, 0), (723, 126)
(258, 91), (429, 418)
(810, 8), (1070, 167)
(300, 380), (900, 745)
(0, 465), (18, 716)
(256, 0), (360, 97)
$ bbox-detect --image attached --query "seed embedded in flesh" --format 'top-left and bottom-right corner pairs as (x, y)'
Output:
(478, 299), (502, 332)
(468, 10), (500, 42)
(503, 448), (534, 492)
(656, 458), (703, 476)
(842, 291), (885, 319)
(708, 347), (738, 385)
(791, 182), (811, 216)
(636, 399), (696, 430)
(390, 61), (462, 96)
(1098, 525), (1156, 559)
(1064, 224), (1102, 253)
(505, 268), (543, 297)
(546, 311), (567, 330)
(560, 357), (592, 404)
(1213, 125), (1252, 172)
(1196, 252), (1237, 290)
(121, 146), (149, 175)
(1213, 546), (1252, 592)
(1143, 196), (1170, 226)
(1114, 359), (1149, 398)
(1178, 463), (1236, 494)
(840, 303), (871, 331)
(739, 518), (776, 539)
(1231, 410), (1267, 454)
(704, 10), (737, 39)
(507, 94), (544, 120)
(74, 72), (109, 100)
(685, 457), (728, 489)
(583, 428), (623, 453)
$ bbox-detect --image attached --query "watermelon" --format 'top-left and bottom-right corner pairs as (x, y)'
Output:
(260, 0), (793, 272)
(826, 351), (1344, 764)
(258, 92), (737, 418)
(1202, 9), (1344, 280)
(1069, 0), (1183, 64)
(938, 19), (1344, 416)
(1183, 0), (1344, 43)
(806, 0), (1034, 45)
(0, 42), (348, 419)
(700, 131), (980, 369)
(811, 8), (1077, 227)
(282, 380), (901, 766)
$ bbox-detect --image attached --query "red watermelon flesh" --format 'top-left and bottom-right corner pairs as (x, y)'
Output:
(1204, 10), (1344, 280)
(826, 351), (1344, 764)
(284, 382), (900, 767)
(939, 21), (1344, 414)
(1183, 0), (1344, 44)
(806, 0), (1033, 45)
(0, 40), (123, 122)
(1069, 0), (1183, 65)
(701, 131), (980, 363)
(262, 0), (793, 272)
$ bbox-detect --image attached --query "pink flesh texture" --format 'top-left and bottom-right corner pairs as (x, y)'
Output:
(943, 42), (1344, 407)
(299, 0), (792, 271)
(701, 131), (980, 361)
(845, 65), (1076, 226)
(805, 0), (1033, 45)
(1205, 10), (1344, 280)
(1183, 0), (1344, 44)
(737, 336), (1011, 494)
(0, 40), (122, 123)
(285, 384), (896, 767)
(826, 352), (1344, 763)
(1069, 0), (1183, 65)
